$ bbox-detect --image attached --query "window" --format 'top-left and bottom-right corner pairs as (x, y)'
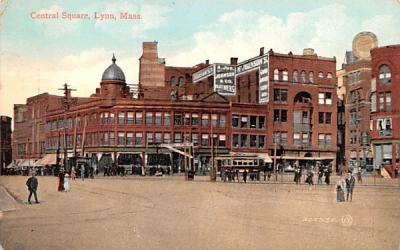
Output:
(370, 93), (376, 112)
(386, 92), (391, 112)
(201, 134), (209, 146)
(184, 114), (190, 126)
(175, 112), (183, 126)
(192, 114), (199, 126)
(146, 133), (153, 145)
(170, 77), (177, 85)
(250, 116), (257, 128)
(211, 114), (218, 127)
(219, 114), (226, 128)
(135, 112), (142, 125)
(163, 133), (171, 144)
(201, 114), (209, 127)
(240, 134), (248, 147)
(379, 93), (385, 112)
(274, 69), (279, 81)
(174, 133), (182, 143)
(281, 110), (287, 122)
(301, 71), (306, 83)
(191, 134), (198, 146)
(282, 70), (288, 82)
(318, 92), (332, 105)
(178, 77), (185, 86)
(293, 70), (298, 83)
(232, 134), (239, 147)
(127, 112), (134, 124)
(241, 116), (248, 128)
(109, 132), (115, 145)
(146, 112), (153, 126)
(379, 65), (391, 84)
(293, 133), (300, 146)
(309, 72), (314, 83)
(118, 112), (125, 124)
(326, 112), (332, 124)
(109, 113), (115, 124)
(155, 133), (162, 144)
(327, 73), (333, 79)
(76, 135), (82, 147)
(219, 135), (226, 147)
(127, 133), (133, 145)
(273, 89), (288, 102)
(164, 113), (171, 126)
(319, 112), (324, 124)
(319, 134), (332, 148)
(76, 116), (81, 127)
(155, 112), (162, 126)
(258, 135), (265, 148)
(258, 116), (265, 129)
(135, 133), (143, 145)
(232, 115), (239, 127)
(118, 132), (125, 145)
(250, 135), (257, 148)
(318, 72), (324, 78)
(302, 133), (309, 145)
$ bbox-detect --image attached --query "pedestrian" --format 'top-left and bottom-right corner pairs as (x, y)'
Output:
(317, 168), (323, 185)
(357, 171), (362, 183)
(336, 178), (345, 202)
(80, 164), (85, 181)
(324, 168), (330, 185)
(71, 167), (76, 181)
(26, 172), (39, 204)
(58, 168), (65, 192)
(236, 169), (240, 183)
(306, 171), (314, 188)
(346, 173), (356, 201)
(64, 173), (70, 192)
(243, 169), (248, 183)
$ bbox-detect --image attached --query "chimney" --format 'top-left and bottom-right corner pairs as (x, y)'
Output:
(230, 57), (238, 65)
(205, 59), (209, 65)
(259, 47), (264, 56)
(303, 48), (315, 56)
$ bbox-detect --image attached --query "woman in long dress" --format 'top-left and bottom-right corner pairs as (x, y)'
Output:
(64, 173), (70, 192)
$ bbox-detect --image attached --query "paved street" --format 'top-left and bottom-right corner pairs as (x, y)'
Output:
(0, 176), (399, 250)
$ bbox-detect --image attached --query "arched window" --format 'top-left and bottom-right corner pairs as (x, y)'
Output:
(318, 72), (324, 78)
(379, 65), (391, 84)
(170, 76), (177, 85)
(282, 70), (288, 82)
(309, 72), (314, 83)
(301, 71), (306, 83)
(327, 73), (333, 79)
(273, 69), (279, 81)
(292, 70), (298, 83)
(178, 77), (185, 86)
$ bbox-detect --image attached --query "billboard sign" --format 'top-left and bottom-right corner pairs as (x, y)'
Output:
(214, 63), (236, 95)
(192, 65), (214, 83)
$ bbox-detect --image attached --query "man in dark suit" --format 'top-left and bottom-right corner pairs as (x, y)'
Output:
(26, 172), (39, 204)
(346, 173), (356, 201)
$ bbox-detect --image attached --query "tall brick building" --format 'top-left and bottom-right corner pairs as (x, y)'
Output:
(13, 42), (338, 173)
(0, 116), (12, 175)
(370, 45), (400, 177)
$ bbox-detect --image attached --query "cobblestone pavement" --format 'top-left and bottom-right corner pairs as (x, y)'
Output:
(0, 176), (399, 250)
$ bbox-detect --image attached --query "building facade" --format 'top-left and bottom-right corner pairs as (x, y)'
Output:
(13, 42), (338, 173)
(370, 45), (400, 177)
(0, 116), (12, 175)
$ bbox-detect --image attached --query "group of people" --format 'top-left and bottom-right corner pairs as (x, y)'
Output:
(336, 173), (356, 202)
(294, 165), (331, 186)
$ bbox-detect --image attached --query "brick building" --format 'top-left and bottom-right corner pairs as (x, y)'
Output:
(370, 45), (400, 177)
(0, 116), (12, 174)
(13, 42), (338, 173)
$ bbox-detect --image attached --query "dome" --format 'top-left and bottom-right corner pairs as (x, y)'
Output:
(101, 54), (126, 82)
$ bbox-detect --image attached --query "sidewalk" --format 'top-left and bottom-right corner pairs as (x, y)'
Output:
(0, 185), (19, 212)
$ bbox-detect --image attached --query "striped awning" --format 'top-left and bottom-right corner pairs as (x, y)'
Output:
(34, 154), (57, 166)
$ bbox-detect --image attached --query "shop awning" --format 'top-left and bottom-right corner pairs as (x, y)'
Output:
(19, 159), (37, 167)
(257, 153), (273, 163)
(5, 162), (14, 169)
(34, 154), (57, 166)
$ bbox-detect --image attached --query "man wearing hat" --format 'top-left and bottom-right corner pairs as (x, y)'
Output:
(26, 171), (39, 204)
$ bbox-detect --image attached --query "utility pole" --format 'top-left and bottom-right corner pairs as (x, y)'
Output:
(58, 83), (76, 172)
(210, 115), (216, 182)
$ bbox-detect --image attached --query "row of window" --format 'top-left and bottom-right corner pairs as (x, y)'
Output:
(273, 132), (332, 148)
(232, 115), (266, 129)
(47, 132), (228, 148)
(232, 134), (266, 148)
(273, 69), (333, 83)
(370, 92), (391, 113)
(47, 112), (227, 131)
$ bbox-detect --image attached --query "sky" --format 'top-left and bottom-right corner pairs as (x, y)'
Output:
(0, 0), (399, 118)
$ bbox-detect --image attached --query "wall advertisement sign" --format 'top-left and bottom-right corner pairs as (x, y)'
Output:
(214, 63), (236, 95)
(192, 65), (214, 83)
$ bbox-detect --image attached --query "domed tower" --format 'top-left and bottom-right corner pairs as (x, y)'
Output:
(100, 54), (129, 98)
